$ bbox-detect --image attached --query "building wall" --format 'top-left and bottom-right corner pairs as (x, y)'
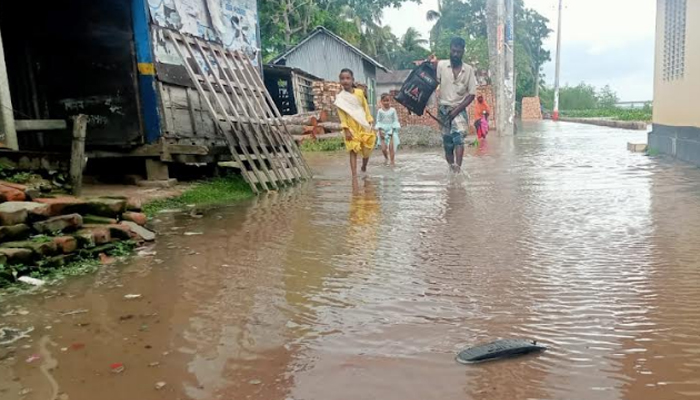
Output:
(653, 0), (699, 127)
(650, 0), (700, 164)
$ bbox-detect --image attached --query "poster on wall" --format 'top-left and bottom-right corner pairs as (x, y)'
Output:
(148, 0), (259, 67)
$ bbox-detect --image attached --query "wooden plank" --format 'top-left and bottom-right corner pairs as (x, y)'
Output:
(220, 49), (303, 181)
(191, 37), (280, 189)
(15, 119), (68, 131)
(70, 115), (87, 196)
(164, 30), (259, 194)
(206, 44), (293, 185)
(0, 27), (17, 150)
(227, 50), (311, 178)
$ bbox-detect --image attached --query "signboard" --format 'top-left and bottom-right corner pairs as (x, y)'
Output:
(148, 0), (259, 67)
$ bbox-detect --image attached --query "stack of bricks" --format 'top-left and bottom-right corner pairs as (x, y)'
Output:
(521, 97), (543, 120)
(389, 85), (496, 134)
(312, 81), (342, 122)
(312, 82), (369, 123)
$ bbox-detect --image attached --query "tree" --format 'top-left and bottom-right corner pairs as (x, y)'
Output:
(260, 0), (418, 62)
(425, 0), (551, 102)
(598, 85), (619, 108)
(401, 27), (428, 53)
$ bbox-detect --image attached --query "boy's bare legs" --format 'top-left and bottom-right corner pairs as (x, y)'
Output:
(349, 151), (358, 177)
(389, 135), (396, 166)
(361, 156), (370, 173)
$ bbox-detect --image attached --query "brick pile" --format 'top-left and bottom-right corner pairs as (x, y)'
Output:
(0, 182), (155, 286)
(310, 82), (369, 123)
(312, 81), (342, 122)
(521, 97), (543, 120)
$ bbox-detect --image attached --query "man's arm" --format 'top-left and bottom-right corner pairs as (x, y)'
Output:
(448, 94), (475, 121)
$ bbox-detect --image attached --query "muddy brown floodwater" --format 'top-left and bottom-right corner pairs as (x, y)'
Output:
(2, 121), (700, 400)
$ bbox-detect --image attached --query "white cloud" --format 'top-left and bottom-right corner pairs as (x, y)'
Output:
(383, 0), (657, 100)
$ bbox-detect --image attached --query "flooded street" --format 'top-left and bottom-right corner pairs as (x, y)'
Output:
(3, 121), (700, 400)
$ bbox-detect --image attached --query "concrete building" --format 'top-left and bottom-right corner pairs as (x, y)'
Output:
(272, 27), (388, 114)
(649, 0), (700, 164)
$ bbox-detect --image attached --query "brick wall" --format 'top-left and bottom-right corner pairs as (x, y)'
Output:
(388, 85), (496, 134)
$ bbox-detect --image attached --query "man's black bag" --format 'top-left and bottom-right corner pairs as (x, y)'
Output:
(394, 62), (438, 116)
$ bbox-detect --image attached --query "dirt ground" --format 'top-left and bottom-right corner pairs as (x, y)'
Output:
(80, 183), (192, 204)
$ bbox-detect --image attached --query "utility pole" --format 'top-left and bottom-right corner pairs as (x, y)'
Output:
(0, 26), (18, 150)
(486, 0), (515, 136)
(552, 0), (563, 121)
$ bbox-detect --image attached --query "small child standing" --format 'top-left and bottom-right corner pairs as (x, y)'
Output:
(334, 68), (376, 177)
(375, 93), (401, 166)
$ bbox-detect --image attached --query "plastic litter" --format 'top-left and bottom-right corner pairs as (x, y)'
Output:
(155, 381), (167, 390)
(110, 362), (125, 374)
(25, 354), (41, 363)
(18, 276), (46, 286)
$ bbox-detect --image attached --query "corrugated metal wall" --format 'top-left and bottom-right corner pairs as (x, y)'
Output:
(284, 34), (374, 85)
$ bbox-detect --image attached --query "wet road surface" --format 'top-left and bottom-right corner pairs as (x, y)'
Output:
(2, 121), (700, 400)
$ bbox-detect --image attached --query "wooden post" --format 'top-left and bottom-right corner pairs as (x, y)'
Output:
(0, 26), (18, 150)
(70, 115), (88, 196)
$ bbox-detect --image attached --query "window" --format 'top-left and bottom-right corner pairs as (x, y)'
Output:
(663, 0), (687, 81)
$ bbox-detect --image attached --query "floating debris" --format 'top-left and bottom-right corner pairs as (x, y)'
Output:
(456, 339), (547, 364)
(110, 363), (125, 374)
(60, 309), (89, 316)
(18, 276), (46, 286)
(0, 326), (34, 346)
(248, 379), (262, 385)
(148, 361), (160, 367)
(183, 232), (203, 236)
(155, 381), (167, 390)
(25, 354), (41, 363)
(124, 294), (143, 300)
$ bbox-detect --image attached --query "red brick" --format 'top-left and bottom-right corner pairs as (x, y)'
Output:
(0, 184), (26, 202)
(34, 196), (86, 216)
(53, 236), (78, 254)
(122, 211), (147, 226)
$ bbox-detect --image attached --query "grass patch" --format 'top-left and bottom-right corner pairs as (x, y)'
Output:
(143, 175), (253, 216)
(0, 240), (137, 289)
(561, 108), (652, 122)
(300, 137), (345, 152)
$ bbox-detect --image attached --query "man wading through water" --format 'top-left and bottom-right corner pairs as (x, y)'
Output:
(430, 37), (477, 173)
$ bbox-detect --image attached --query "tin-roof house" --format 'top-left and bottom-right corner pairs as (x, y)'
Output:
(272, 27), (389, 114)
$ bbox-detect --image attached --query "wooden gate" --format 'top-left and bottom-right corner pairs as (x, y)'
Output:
(164, 30), (312, 194)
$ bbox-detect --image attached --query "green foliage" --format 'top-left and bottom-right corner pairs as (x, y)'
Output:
(260, 0), (419, 65)
(300, 137), (346, 152)
(538, 84), (647, 122)
(143, 175), (253, 216)
(560, 108), (652, 122)
(5, 172), (37, 184)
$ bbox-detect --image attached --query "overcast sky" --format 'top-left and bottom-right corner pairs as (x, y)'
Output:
(383, 0), (656, 101)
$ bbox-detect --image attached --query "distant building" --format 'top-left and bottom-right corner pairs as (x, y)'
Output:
(650, 0), (700, 164)
(272, 26), (388, 114)
(376, 70), (411, 96)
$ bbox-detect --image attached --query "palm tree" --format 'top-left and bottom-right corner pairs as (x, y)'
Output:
(426, 0), (443, 50)
(401, 27), (428, 53)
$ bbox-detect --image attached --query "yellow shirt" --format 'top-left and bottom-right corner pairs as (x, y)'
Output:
(337, 88), (374, 136)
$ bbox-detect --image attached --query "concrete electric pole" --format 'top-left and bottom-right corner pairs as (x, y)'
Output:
(487, 0), (515, 136)
(552, 0), (563, 121)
